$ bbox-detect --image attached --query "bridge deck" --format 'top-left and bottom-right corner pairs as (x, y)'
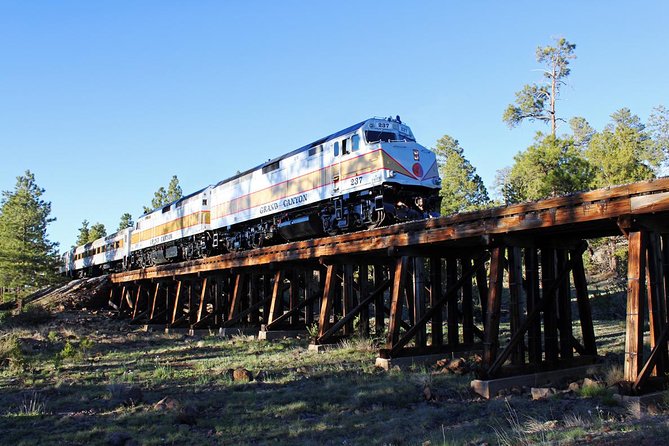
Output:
(111, 178), (669, 283)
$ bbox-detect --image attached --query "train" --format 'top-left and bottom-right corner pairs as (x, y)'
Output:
(60, 116), (442, 276)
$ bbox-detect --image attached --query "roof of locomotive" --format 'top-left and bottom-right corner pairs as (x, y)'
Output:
(213, 119), (369, 188)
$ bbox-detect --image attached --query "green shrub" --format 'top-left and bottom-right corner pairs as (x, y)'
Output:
(578, 383), (611, 399)
(59, 341), (79, 360)
(0, 335), (25, 371)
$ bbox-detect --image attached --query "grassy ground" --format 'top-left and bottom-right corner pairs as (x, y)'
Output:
(1, 305), (669, 446)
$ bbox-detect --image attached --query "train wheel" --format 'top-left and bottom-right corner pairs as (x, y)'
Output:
(367, 209), (387, 230)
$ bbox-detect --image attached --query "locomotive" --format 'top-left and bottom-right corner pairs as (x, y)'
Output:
(61, 116), (442, 276)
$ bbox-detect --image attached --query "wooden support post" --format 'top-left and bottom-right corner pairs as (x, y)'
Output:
(571, 248), (597, 356)
(645, 232), (668, 375)
(171, 281), (182, 324)
(342, 265), (354, 335)
(430, 257), (444, 347)
(196, 277), (209, 323)
(483, 247), (505, 368)
(625, 231), (647, 382)
(304, 270), (315, 326)
(413, 258), (427, 348)
(446, 257), (459, 347)
(542, 248), (559, 364)
(289, 270), (299, 326)
(229, 274), (245, 321)
(374, 265), (385, 336)
(461, 257), (474, 345)
(132, 285), (143, 320)
(359, 264), (370, 337)
(476, 264), (489, 318)
(150, 282), (161, 321)
(119, 286), (127, 313)
(268, 270), (284, 326)
(508, 247), (524, 365)
(318, 265), (336, 337)
(557, 250), (574, 360)
(386, 257), (408, 347)
(263, 273), (272, 324)
(525, 248), (542, 364)
(249, 274), (260, 324)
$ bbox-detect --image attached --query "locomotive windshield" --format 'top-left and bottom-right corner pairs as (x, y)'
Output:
(365, 131), (397, 143)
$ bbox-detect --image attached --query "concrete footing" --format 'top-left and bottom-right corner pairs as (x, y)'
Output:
(258, 329), (307, 341)
(614, 391), (669, 418)
(471, 364), (604, 399)
(308, 343), (337, 353)
(375, 353), (455, 371)
(218, 327), (259, 338)
(140, 325), (259, 338)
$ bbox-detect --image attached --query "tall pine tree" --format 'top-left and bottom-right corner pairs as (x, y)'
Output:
(433, 135), (490, 214)
(143, 175), (183, 214)
(0, 171), (60, 294)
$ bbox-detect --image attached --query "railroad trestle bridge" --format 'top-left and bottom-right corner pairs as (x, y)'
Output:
(109, 178), (669, 394)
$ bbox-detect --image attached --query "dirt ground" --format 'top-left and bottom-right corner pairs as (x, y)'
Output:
(1, 284), (669, 445)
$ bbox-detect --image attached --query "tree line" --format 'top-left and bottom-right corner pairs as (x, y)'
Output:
(437, 37), (669, 215)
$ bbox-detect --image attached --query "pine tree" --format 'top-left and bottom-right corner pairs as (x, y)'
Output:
(0, 170), (60, 294)
(76, 220), (90, 246)
(503, 37), (576, 137)
(144, 175), (183, 214)
(117, 213), (133, 231)
(433, 135), (489, 214)
(88, 223), (107, 242)
(499, 133), (592, 203)
(586, 108), (663, 187)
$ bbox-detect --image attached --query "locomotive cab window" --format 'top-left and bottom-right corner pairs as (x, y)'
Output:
(333, 141), (339, 157)
(365, 131), (396, 143)
(351, 134), (360, 152)
(341, 139), (349, 155)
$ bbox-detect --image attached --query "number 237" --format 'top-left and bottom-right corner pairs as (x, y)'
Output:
(350, 176), (363, 186)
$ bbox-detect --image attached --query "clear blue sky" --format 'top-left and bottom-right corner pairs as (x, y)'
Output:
(1, 1), (668, 251)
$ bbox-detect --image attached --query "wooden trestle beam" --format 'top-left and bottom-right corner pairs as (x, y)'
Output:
(105, 178), (669, 391)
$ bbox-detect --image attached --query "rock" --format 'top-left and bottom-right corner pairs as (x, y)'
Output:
(196, 340), (205, 348)
(153, 396), (180, 411)
(446, 358), (469, 374)
(423, 385), (433, 401)
(510, 386), (523, 395)
(106, 431), (131, 446)
(531, 387), (556, 400)
(175, 404), (198, 425)
(233, 367), (253, 382)
(583, 377), (603, 388)
(568, 381), (581, 392)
